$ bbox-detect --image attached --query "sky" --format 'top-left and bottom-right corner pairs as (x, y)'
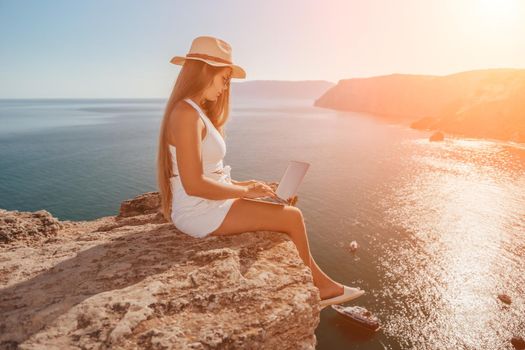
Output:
(1, 0), (524, 98)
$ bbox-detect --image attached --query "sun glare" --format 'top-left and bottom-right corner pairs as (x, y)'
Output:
(454, 0), (523, 49)
(473, 0), (520, 26)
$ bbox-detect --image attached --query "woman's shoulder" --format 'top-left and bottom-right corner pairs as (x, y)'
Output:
(171, 100), (203, 124)
(172, 99), (192, 114)
(168, 100), (206, 143)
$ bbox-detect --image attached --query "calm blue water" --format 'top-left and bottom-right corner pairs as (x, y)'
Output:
(1, 98), (524, 349)
(0, 99), (163, 219)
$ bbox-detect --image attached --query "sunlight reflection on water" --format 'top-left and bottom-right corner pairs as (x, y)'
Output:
(377, 138), (525, 349)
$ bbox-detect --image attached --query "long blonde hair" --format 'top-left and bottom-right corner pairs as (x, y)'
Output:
(157, 59), (232, 222)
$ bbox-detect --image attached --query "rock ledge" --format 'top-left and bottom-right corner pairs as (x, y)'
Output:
(0, 192), (320, 349)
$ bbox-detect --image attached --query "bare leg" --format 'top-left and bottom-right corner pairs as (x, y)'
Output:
(286, 214), (343, 299)
(209, 198), (345, 300)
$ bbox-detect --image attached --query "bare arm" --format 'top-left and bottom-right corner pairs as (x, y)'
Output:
(168, 102), (248, 200)
(231, 179), (254, 186)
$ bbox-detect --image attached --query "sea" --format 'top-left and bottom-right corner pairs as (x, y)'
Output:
(0, 97), (524, 349)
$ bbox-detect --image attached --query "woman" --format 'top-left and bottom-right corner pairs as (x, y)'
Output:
(157, 36), (364, 309)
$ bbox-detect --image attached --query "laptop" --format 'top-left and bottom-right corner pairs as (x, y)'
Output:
(243, 160), (310, 205)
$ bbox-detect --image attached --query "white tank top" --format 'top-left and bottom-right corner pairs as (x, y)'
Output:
(168, 98), (229, 178)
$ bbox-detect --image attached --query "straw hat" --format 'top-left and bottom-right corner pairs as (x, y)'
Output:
(170, 36), (246, 79)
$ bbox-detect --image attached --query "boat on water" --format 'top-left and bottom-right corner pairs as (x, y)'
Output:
(331, 305), (381, 332)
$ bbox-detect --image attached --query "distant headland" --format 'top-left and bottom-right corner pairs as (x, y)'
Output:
(314, 68), (525, 144)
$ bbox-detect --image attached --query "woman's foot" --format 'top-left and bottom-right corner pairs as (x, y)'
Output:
(319, 282), (344, 300)
(319, 285), (365, 309)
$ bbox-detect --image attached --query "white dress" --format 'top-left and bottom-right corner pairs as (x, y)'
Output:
(169, 98), (235, 238)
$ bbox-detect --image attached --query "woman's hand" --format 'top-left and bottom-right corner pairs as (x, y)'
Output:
(242, 181), (278, 199)
(286, 195), (298, 206)
(233, 179), (298, 205)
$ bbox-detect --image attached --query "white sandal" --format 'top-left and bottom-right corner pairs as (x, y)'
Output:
(319, 285), (365, 310)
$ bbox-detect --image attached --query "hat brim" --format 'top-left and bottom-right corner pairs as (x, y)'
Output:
(170, 56), (246, 79)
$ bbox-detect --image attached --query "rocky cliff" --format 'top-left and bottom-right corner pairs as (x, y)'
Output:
(0, 192), (320, 349)
(314, 68), (525, 143)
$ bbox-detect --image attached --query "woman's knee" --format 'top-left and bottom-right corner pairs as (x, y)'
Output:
(284, 205), (304, 229)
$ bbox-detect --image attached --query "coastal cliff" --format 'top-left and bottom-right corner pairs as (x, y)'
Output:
(0, 192), (320, 349)
(314, 68), (525, 143)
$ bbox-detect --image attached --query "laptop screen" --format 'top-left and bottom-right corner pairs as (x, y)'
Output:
(275, 161), (310, 200)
